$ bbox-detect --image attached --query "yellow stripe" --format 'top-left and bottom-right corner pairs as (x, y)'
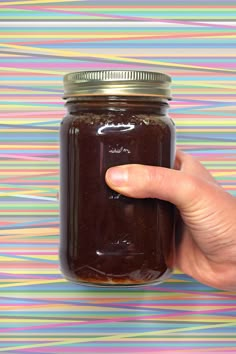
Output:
(0, 66), (62, 75)
(0, 256), (29, 262)
(23, 255), (58, 261)
(0, 227), (58, 236)
(0, 279), (64, 288)
(0, 319), (73, 323)
(0, 190), (45, 197)
(1, 270), (60, 274)
(0, 0), (81, 5)
(0, 255), (58, 261)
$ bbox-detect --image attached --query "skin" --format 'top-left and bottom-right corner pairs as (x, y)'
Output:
(105, 150), (236, 291)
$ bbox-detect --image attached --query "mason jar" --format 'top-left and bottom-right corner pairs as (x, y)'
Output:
(60, 70), (175, 286)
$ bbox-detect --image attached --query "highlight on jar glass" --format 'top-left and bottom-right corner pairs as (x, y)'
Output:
(60, 70), (176, 286)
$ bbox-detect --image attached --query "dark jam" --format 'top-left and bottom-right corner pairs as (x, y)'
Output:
(60, 97), (175, 285)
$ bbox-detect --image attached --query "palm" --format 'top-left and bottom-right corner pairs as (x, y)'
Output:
(174, 151), (236, 290)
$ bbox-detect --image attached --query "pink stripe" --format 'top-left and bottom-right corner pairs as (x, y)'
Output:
(17, 347), (236, 354)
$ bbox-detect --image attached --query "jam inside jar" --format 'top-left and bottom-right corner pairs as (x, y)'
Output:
(60, 71), (176, 286)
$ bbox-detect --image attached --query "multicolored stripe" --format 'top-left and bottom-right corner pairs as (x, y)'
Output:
(0, 1), (236, 353)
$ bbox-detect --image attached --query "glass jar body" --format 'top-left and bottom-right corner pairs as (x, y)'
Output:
(60, 96), (176, 286)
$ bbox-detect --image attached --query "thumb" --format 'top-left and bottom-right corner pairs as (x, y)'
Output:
(105, 164), (208, 211)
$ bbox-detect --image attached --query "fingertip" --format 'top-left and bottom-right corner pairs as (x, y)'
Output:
(174, 149), (187, 170)
(105, 166), (128, 188)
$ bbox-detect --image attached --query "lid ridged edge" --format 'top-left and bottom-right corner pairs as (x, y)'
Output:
(64, 70), (171, 83)
(63, 70), (172, 99)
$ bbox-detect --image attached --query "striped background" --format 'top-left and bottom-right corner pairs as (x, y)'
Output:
(0, 1), (236, 353)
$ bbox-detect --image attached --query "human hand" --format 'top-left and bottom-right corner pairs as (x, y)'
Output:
(105, 150), (236, 291)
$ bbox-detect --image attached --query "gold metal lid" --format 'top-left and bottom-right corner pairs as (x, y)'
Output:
(63, 70), (172, 99)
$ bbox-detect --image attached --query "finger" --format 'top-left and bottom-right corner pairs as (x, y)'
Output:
(105, 164), (207, 210)
(174, 149), (183, 170)
(175, 150), (218, 185)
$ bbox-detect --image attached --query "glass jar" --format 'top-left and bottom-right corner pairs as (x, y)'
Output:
(60, 70), (175, 286)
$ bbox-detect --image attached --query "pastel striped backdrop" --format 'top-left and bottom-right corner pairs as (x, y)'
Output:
(0, 1), (236, 353)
